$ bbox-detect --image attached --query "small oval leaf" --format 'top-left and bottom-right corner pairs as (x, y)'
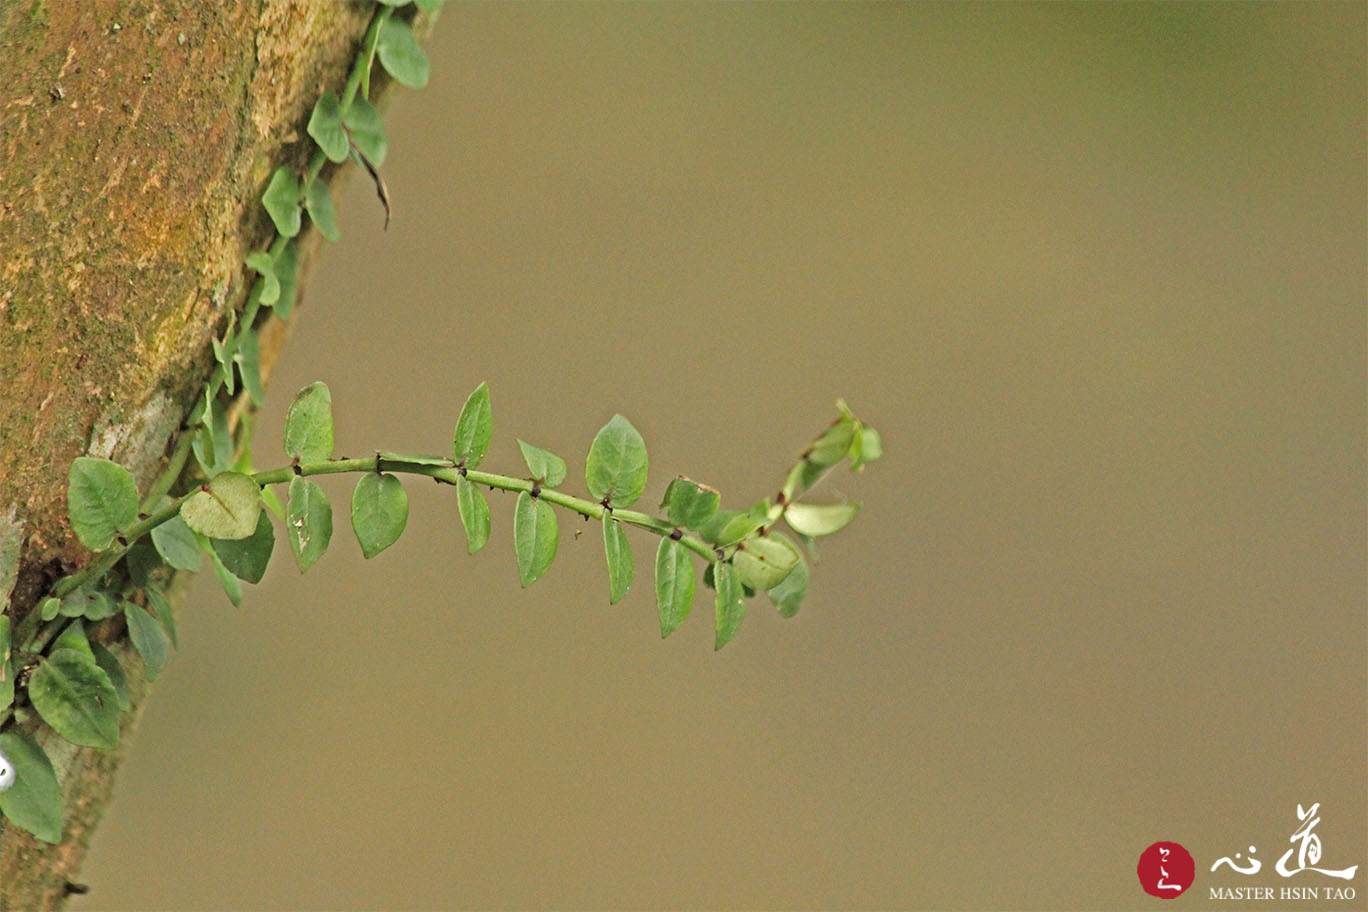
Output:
(150, 513), (203, 571)
(713, 561), (745, 650)
(343, 96), (388, 166)
(585, 414), (648, 508)
(654, 538), (695, 638)
(455, 474), (490, 555)
(181, 472), (262, 540)
(517, 440), (566, 488)
(67, 457), (139, 551)
(90, 643), (131, 711)
(305, 178), (341, 243)
(351, 473), (408, 559)
(732, 535), (800, 592)
(452, 382), (492, 468)
(376, 17), (430, 89)
(262, 167), (302, 237)
(283, 381), (334, 463)
(124, 601), (170, 681)
(783, 502), (860, 538)
(603, 517), (633, 604)
(211, 509), (275, 583)
(286, 476), (333, 573)
(661, 476), (721, 530)
(307, 91), (349, 163)
(0, 733), (64, 843)
(765, 532), (809, 618)
(513, 491), (558, 587)
(28, 648), (120, 750)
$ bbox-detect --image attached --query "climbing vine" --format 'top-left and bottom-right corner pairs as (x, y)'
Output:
(0, 0), (880, 848)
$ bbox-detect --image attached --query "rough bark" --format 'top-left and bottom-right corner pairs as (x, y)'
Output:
(0, 1), (411, 905)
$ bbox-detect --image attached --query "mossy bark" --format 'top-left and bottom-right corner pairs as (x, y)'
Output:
(0, 1), (414, 906)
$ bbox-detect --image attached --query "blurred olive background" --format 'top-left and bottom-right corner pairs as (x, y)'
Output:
(78, 3), (1364, 910)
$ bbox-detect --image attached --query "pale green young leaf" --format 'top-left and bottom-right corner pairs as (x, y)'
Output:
(67, 457), (139, 551)
(90, 643), (131, 711)
(452, 382), (492, 468)
(211, 509), (275, 584)
(262, 167), (302, 237)
(661, 476), (721, 530)
(145, 584), (178, 648)
(455, 475), (490, 555)
(305, 178), (341, 243)
(343, 96), (388, 166)
(698, 510), (764, 547)
(733, 535), (800, 592)
(517, 440), (566, 488)
(603, 518), (633, 604)
(377, 17), (429, 89)
(850, 426), (882, 470)
(513, 491), (558, 587)
(283, 381), (334, 462)
(351, 473), (408, 559)
(585, 414), (648, 508)
(654, 538), (694, 638)
(124, 602), (170, 681)
(150, 514), (202, 571)
(59, 587), (118, 621)
(245, 251), (280, 305)
(28, 648), (120, 750)
(783, 502), (860, 538)
(39, 597), (61, 622)
(286, 476), (333, 572)
(307, 91), (349, 163)
(765, 532), (809, 618)
(181, 472), (262, 540)
(713, 561), (745, 650)
(0, 733), (64, 843)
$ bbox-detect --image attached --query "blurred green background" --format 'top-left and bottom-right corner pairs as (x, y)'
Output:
(78, 3), (1364, 909)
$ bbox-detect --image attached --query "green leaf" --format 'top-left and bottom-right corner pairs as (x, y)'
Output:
(29, 648), (120, 750)
(245, 251), (280, 305)
(584, 414), (648, 508)
(0, 733), (64, 843)
(376, 17), (430, 89)
(262, 166), (302, 237)
(307, 91), (349, 163)
(204, 543), (243, 606)
(351, 473), (408, 559)
(698, 510), (764, 547)
(286, 476), (333, 572)
(192, 400), (233, 477)
(123, 537), (161, 588)
(654, 538), (695, 638)
(150, 514), (202, 571)
(765, 532), (809, 617)
(513, 491), (558, 587)
(39, 596), (61, 622)
(274, 240), (300, 319)
(235, 325), (265, 407)
(805, 417), (857, 470)
(145, 584), (178, 648)
(455, 475), (490, 555)
(517, 440), (566, 487)
(713, 561), (745, 650)
(90, 643), (131, 711)
(783, 502), (860, 538)
(67, 457), (139, 551)
(343, 96), (388, 166)
(59, 587), (118, 621)
(733, 535), (800, 592)
(182, 472), (262, 540)
(124, 601), (170, 681)
(603, 518), (633, 604)
(0, 616), (12, 714)
(53, 619), (93, 660)
(661, 476), (720, 530)
(850, 426), (882, 470)
(305, 178), (341, 243)
(452, 382), (492, 468)
(211, 509), (275, 583)
(283, 381), (334, 462)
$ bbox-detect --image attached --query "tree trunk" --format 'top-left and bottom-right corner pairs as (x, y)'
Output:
(0, 1), (420, 905)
